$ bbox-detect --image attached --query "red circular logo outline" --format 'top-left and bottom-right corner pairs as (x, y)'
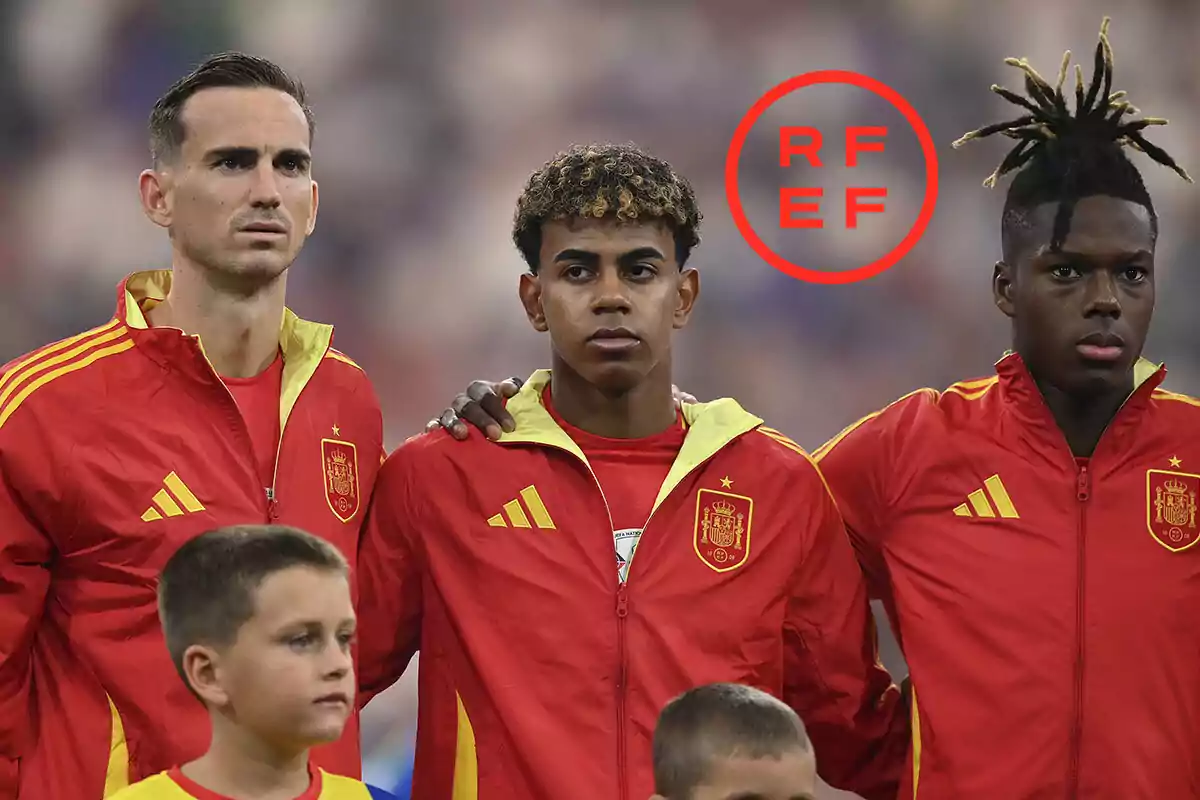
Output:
(725, 70), (939, 285)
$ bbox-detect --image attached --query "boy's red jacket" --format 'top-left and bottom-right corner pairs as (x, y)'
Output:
(0, 272), (383, 799)
(357, 370), (908, 800)
(816, 353), (1200, 798)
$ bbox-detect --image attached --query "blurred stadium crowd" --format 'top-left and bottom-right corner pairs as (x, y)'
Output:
(4, 0), (1200, 793)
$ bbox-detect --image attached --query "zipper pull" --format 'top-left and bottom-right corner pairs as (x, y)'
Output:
(616, 585), (629, 619)
(265, 487), (279, 519)
(1076, 466), (1090, 502)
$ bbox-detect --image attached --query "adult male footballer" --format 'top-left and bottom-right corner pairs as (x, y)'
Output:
(0, 54), (383, 798)
(356, 143), (908, 800)
(441, 19), (1200, 798)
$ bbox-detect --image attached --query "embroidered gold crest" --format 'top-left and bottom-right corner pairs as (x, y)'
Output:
(322, 438), (360, 523)
(693, 488), (754, 573)
(1147, 468), (1200, 552)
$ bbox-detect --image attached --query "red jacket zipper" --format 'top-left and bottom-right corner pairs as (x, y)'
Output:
(544, 451), (624, 799)
(616, 583), (630, 800)
(541, 443), (687, 800)
(1067, 462), (1090, 798)
(265, 486), (280, 520)
(195, 342), (283, 521)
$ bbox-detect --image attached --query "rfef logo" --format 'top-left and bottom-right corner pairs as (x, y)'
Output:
(725, 70), (939, 285)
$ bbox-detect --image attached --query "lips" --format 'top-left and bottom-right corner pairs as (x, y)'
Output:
(588, 327), (639, 341)
(313, 692), (350, 707)
(1075, 331), (1126, 363)
(1077, 331), (1125, 348)
(240, 221), (287, 234)
(587, 327), (641, 353)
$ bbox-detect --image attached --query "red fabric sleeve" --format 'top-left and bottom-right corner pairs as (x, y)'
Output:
(781, 457), (908, 800)
(355, 439), (425, 705)
(814, 390), (933, 600)
(0, 462), (52, 799)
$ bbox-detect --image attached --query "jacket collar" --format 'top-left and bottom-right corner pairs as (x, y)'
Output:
(995, 350), (1164, 400)
(497, 369), (763, 514)
(116, 270), (333, 428)
(994, 350), (1166, 457)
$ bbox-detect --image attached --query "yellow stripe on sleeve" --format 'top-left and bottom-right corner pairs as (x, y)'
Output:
(911, 687), (922, 798)
(324, 349), (363, 370)
(0, 319), (119, 396)
(1154, 389), (1200, 409)
(104, 695), (130, 796)
(452, 693), (478, 800)
(812, 388), (939, 462)
(0, 339), (134, 430)
(0, 322), (125, 411)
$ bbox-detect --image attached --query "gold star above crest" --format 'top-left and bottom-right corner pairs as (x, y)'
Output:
(720, 476), (733, 489)
(1170, 455), (1182, 468)
(332, 424), (341, 436)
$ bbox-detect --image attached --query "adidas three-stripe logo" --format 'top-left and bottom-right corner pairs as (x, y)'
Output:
(487, 485), (556, 530)
(142, 472), (206, 521)
(953, 474), (1020, 519)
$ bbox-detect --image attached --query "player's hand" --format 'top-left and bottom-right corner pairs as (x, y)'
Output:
(425, 378), (522, 442)
(425, 379), (697, 441)
(672, 384), (698, 405)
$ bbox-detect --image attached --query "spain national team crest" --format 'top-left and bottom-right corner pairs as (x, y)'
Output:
(1147, 469), (1200, 553)
(322, 438), (360, 523)
(694, 488), (754, 573)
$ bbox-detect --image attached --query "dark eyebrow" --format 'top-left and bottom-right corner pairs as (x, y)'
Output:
(553, 248), (599, 264)
(619, 247), (667, 263)
(204, 146), (257, 163)
(551, 247), (667, 265)
(278, 616), (356, 634)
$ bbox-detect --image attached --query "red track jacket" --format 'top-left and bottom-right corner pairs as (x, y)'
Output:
(816, 353), (1200, 798)
(0, 271), (383, 799)
(357, 370), (908, 800)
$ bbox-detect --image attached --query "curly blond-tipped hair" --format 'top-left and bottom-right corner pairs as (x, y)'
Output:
(512, 143), (702, 272)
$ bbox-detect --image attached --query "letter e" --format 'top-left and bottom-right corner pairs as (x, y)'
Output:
(780, 188), (823, 229)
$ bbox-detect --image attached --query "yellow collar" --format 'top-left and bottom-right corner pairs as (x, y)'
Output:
(122, 269), (333, 428)
(499, 369), (763, 512)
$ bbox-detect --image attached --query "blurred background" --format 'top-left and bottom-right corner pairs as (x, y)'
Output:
(5, 0), (1200, 794)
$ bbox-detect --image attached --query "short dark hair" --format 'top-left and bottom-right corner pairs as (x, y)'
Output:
(512, 143), (702, 272)
(952, 17), (1190, 261)
(149, 52), (314, 165)
(653, 683), (811, 799)
(157, 524), (348, 694)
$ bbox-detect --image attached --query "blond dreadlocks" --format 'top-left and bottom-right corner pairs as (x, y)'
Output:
(953, 17), (1190, 255)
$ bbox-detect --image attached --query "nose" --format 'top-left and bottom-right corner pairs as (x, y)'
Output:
(320, 638), (353, 680)
(590, 265), (632, 315)
(248, 161), (282, 208)
(1084, 270), (1121, 317)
